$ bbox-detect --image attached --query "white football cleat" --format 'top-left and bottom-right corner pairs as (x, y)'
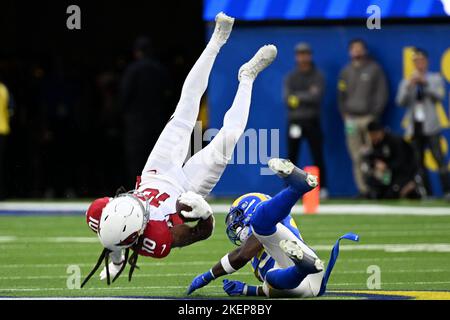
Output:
(211, 12), (235, 45)
(280, 240), (324, 272)
(268, 157), (318, 188)
(306, 174), (319, 188)
(280, 239), (304, 260)
(238, 44), (277, 81)
(100, 261), (124, 281)
(268, 158), (294, 177)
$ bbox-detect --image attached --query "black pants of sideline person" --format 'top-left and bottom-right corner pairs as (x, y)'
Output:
(0, 135), (6, 199)
(287, 118), (327, 189)
(412, 123), (450, 196)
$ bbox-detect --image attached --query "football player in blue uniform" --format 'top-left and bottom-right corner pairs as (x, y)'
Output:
(187, 158), (359, 297)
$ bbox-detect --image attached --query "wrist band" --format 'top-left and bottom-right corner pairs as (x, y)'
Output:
(220, 254), (237, 274)
(247, 285), (258, 296)
(242, 284), (248, 295)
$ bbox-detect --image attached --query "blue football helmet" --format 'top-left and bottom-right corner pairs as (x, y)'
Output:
(225, 193), (271, 245)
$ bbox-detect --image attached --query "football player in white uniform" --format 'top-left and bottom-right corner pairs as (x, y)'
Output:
(82, 12), (278, 287)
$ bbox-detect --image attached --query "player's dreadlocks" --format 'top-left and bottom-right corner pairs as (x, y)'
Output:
(80, 243), (144, 287)
(80, 248), (111, 287)
(80, 186), (147, 288)
(128, 235), (144, 281)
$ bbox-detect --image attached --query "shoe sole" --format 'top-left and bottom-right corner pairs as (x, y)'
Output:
(268, 158), (294, 177)
(215, 12), (235, 25)
(280, 239), (304, 261)
(253, 45), (277, 69)
(280, 240), (324, 272)
(238, 45), (277, 80)
(269, 158), (319, 188)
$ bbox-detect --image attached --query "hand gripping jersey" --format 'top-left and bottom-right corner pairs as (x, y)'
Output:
(85, 175), (185, 259)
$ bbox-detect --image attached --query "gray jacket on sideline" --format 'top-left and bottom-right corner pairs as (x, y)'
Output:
(283, 65), (324, 121)
(396, 72), (445, 136)
(338, 59), (388, 117)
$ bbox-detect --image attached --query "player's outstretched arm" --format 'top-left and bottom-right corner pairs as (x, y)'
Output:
(187, 235), (262, 295)
(171, 216), (214, 248)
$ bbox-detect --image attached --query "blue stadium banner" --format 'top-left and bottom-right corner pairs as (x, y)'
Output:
(204, 0), (450, 21)
(206, 24), (450, 197)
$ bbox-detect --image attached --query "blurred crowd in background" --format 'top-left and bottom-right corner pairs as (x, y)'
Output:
(284, 40), (450, 200)
(2, 35), (450, 201)
(0, 1), (204, 200)
(0, 36), (201, 199)
(0, 2), (449, 201)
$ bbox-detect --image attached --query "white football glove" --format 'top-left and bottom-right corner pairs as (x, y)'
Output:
(100, 251), (124, 281)
(178, 191), (213, 220)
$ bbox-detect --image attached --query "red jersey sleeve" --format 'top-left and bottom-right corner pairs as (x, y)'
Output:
(138, 220), (173, 258)
(169, 213), (184, 227)
(85, 197), (110, 233)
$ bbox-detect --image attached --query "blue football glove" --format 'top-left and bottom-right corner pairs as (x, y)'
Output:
(223, 279), (246, 296)
(187, 270), (215, 295)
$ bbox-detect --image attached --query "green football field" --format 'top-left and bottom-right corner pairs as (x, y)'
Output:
(1, 202), (450, 300)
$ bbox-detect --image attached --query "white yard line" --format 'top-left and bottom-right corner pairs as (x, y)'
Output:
(313, 243), (450, 253)
(2, 281), (450, 293)
(3, 235), (450, 252)
(0, 272), (253, 281)
(1, 202), (450, 215)
(0, 256), (438, 268)
(326, 281), (450, 286)
(0, 202), (89, 211)
(0, 261), (220, 268)
(3, 234), (450, 254)
(0, 285), (223, 292)
(0, 236), (17, 242)
(213, 204), (450, 216)
(0, 236), (97, 243)
(1, 269), (449, 281)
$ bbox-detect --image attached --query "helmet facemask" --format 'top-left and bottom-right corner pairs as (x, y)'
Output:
(81, 188), (150, 288)
(225, 208), (252, 246)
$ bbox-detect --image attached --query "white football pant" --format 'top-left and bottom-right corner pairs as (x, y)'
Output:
(141, 37), (254, 196)
(253, 224), (324, 298)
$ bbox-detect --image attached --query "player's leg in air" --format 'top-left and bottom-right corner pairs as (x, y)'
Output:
(186, 158), (322, 296)
(247, 158), (325, 297)
(187, 158), (359, 297)
(82, 12), (278, 287)
(140, 12), (235, 182)
(83, 12), (236, 282)
(181, 44), (277, 196)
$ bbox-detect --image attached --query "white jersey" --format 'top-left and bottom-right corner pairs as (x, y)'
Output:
(135, 171), (187, 222)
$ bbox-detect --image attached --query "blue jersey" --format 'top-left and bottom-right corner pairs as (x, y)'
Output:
(250, 214), (302, 281)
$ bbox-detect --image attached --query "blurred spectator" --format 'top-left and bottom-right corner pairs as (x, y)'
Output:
(396, 48), (450, 199)
(92, 71), (125, 195)
(0, 80), (13, 199)
(120, 36), (171, 187)
(363, 121), (421, 199)
(283, 42), (328, 197)
(41, 58), (81, 198)
(338, 39), (388, 197)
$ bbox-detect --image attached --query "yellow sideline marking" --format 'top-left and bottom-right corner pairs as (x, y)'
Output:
(345, 290), (450, 300)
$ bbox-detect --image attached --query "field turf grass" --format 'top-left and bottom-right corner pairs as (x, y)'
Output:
(1, 207), (450, 299)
